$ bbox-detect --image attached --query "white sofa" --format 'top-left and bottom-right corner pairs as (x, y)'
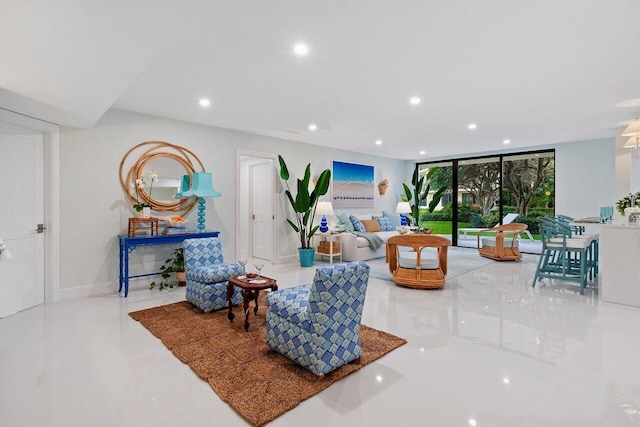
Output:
(335, 214), (402, 262)
(341, 230), (398, 261)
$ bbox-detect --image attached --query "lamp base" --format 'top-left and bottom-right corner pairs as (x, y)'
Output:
(319, 215), (329, 233)
(197, 197), (206, 231)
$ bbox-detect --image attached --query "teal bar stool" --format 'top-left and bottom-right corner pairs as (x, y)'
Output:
(533, 217), (593, 294)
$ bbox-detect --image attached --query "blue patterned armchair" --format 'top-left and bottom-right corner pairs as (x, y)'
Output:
(265, 262), (370, 377)
(182, 237), (244, 312)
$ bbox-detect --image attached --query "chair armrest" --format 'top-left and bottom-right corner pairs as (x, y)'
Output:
(266, 285), (312, 328)
(186, 263), (245, 283)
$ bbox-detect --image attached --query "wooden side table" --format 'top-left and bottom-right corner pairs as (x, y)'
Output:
(315, 233), (342, 264)
(227, 275), (278, 331)
(127, 217), (159, 237)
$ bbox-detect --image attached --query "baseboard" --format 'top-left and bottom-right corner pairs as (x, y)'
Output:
(57, 277), (151, 301)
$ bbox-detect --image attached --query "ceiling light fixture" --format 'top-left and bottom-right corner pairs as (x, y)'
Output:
(468, 123), (477, 130)
(409, 96), (421, 105)
(503, 139), (511, 145)
(622, 119), (640, 158)
(199, 98), (211, 107)
(293, 42), (309, 56)
(419, 150), (426, 155)
(375, 140), (382, 145)
(308, 123), (318, 131)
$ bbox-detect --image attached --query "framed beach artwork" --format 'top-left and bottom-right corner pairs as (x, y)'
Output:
(332, 161), (374, 208)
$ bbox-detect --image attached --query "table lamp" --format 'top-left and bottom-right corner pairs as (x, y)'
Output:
(315, 201), (334, 233)
(173, 174), (191, 199)
(180, 172), (221, 231)
(395, 202), (411, 226)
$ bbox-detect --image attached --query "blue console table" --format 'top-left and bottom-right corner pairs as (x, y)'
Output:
(118, 231), (219, 297)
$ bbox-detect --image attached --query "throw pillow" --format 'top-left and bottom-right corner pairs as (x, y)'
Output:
(349, 215), (366, 232)
(336, 213), (355, 232)
(361, 219), (382, 232)
(373, 215), (394, 231)
(382, 210), (401, 228)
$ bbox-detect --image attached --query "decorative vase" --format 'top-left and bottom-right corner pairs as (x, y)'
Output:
(378, 181), (389, 195)
(625, 208), (640, 226)
(139, 206), (151, 218)
(298, 247), (315, 267)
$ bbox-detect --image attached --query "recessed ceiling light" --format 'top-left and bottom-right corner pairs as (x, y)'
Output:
(308, 123), (317, 131)
(468, 123), (477, 130)
(419, 150), (426, 155)
(293, 43), (309, 56)
(503, 139), (511, 144)
(375, 140), (382, 145)
(409, 96), (421, 105)
(199, 98), (211, 107)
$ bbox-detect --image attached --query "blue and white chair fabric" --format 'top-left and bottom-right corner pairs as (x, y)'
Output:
(532, 217), (597, 294)
(265, 262), (370, 377)
(183, 237), (244, 312)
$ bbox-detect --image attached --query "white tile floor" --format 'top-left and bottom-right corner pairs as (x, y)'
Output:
(2, 247), (640, 426)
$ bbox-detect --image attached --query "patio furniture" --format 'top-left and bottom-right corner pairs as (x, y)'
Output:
(477, 223), (528, 261)
(386, 234), (451, 289)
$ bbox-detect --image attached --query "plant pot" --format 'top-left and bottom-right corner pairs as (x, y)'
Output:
(298, 247), (315, 267)
(176, 270), (186, 286)
(138, 206), (151, 218)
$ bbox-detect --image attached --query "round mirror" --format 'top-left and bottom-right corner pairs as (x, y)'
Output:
(120, 141), (205, 214)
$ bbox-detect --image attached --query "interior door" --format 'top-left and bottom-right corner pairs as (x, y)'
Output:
(250, 161), (274, 261)
(0, 122), (45, 318)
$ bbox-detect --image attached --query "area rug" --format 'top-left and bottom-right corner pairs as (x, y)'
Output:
(129, 294), (406, 426)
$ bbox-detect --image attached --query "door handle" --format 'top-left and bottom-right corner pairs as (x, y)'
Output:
(36, 224), (47, 233)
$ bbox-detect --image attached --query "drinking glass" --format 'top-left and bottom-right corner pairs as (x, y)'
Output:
(237, 257), (248, 274)
(253, 261), (265, 278)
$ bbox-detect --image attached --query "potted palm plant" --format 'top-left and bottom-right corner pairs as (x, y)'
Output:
(278, 155), (331, 267)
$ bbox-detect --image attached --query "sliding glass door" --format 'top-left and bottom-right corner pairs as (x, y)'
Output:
(416, 150), (555, 252)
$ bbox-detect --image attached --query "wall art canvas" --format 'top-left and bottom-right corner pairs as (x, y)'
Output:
(332, 161), (374, 208)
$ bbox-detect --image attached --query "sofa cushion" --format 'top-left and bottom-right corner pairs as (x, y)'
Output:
(382, 210), (401, 228)
(481, 237), (519, 248)
(361, 219), (381, 232)
(349, 215), (366, 232)
(398, 249), (439, 270)
(336, 213), (355, 232)
(373, 215), (394, 231)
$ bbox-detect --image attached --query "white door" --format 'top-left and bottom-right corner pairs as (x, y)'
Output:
(250, 161), (274, 261)
(0, 122), (45, 318)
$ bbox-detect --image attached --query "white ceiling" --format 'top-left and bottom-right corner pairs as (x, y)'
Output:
(2, 0), (640, 160)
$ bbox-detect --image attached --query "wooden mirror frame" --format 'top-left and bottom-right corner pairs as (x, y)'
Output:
(119, 141), (205, 215)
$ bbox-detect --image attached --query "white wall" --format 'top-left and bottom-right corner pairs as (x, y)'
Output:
(59, 109), (406, 292)
(554, 138), (615, 219)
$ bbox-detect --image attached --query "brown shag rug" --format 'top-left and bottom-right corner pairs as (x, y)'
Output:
(129, 293), (406, 426)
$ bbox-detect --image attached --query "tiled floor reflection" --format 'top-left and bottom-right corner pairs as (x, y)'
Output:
(2, 247), (639, 426)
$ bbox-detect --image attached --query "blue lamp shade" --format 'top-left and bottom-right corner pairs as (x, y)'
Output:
(180, 172), (221, 198)
(178, 172), (221, 231)
(173, 175), (191, 199)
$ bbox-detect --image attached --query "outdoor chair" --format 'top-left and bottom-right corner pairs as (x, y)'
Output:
(386, 234), (451, 289)
(265, 262), (370, 378)
(458, 212), (534, 241)
(476, 223), (528, 261)
(183, 237), (244, 312)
